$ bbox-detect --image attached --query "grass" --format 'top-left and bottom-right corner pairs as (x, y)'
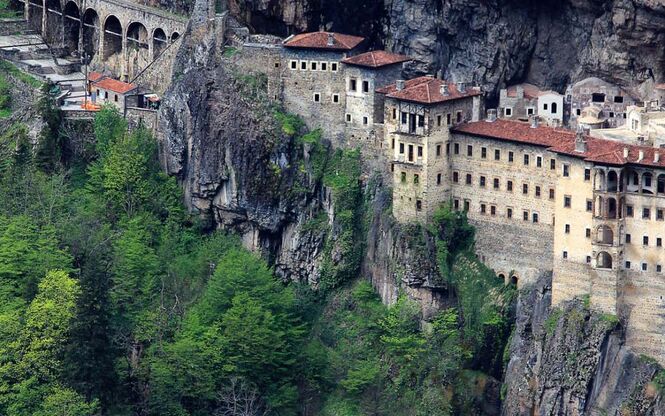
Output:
(0, 60), (42, 89)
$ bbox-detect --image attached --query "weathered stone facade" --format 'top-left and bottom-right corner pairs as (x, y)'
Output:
(567, 77), (636, 129)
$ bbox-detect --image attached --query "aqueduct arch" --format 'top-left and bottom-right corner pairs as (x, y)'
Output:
(102, 14), (122, 60)
(44, 0), (63, 46)
(63, 1), (80, 54)
(152, 27), (167, 58)
(82, 8), (99, 61)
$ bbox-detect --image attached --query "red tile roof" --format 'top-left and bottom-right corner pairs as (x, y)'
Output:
(341, 50), (411, 68)
(92, 78), (138, 94)
(377, 76), (482, 104)
(283, 32), (365, 51)
(505, 83), (542, 99)
(453, 119), (665, 169)
(88, 71), (105, 82)
(656, 83), (665, 91)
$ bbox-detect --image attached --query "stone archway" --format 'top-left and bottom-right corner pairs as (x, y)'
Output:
(170, 31), (179, 42)
(152, 27), (167, 59)
(82, 8), (99, 62)
(27, 0), (43, 31)
(597, 252), (613, 269)
(44, 0), (63, 46)
(102, 14), (122, 61)
(126, 21), (150, 79)
(63, 1), (80, 55)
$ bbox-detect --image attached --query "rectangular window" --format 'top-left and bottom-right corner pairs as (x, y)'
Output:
(331, 62), (338, 72)
(416, 200), (422, 211)
(643, 208), (651, 220)
(454, 143), (460, 155)
(399, 143), (404, 154)
(659, 265), (663, 273)
(508, 151), (514, 163)
(658, 238), (662, 247)
(467, 145), (473, 157)
(564, 195), (571, 208)
(524, 154), (529, 166)
(362, 116), (368, 125)
(507, 208), (513, 219)
(114, 94), (118, 102)
(563, 251), (568, 259)
(565, 224), (570, 234)
(453, 172), (459, 183)
(550, 159), (556, 170)
(549, 188), (555, 200)
(408, 145), (414, 162)
(320, 62), (328, 71)
(400, 172), (406, 183)
(493, 178), (500, 189)
(507, 180), (513, 192)
(417, 146), (423, 158)
(362, 80), (369, 93)
(311, 61), (318, 71)
(480, 203), (486, 214)
(625, 261), (631, 269)
(522, 183), (528, 195)
(332, 94), (340, 103)
(392, 108), (397, 119)
(313, 93), (321, 102)
(290, 60), (298, 70)
(626, 205), (634, 217)
(536, 156), (542, 168)
(300, 60), (308, 70)
(446, 113), (451, 125)
(586, 199), (593, 212)
(480, 176), (486, 188)
(532, 212), (539, 223)
(466, 174), (472, 185)
(454, 199), (460, 210)
(586, 256), (591, 264)
(491, 205), (497, 216)
(456, 111), (462, 123)
(644, 236), (649, 246)
(584, 168), (591, 181)
(446, 143), (450, 155)
(437, 115), (442, 126)
(494, 149), (500, 160)
(626, 233), (632, 243)
(658, 209), (664, 221)
(417, 115), (425, 128)
(563, 164), (570, 177)
(586, 228), (591, 238)
(642, 263), (648, 272)
(464, 200), (470, 211)
(349, 78), (357, 91)
(436, 144), (442, 157)
(523, 210), (529, 221)
(535, 186), (541, 197)
(481, 147), (487, 159)
(505, 107), (513, 117)
(437, 173), (442, 185)
(346, 114), (352, 122)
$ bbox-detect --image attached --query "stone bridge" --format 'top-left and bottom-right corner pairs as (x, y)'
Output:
(17, 0), (187, 80)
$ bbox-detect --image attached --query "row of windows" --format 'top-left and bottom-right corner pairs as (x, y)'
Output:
(348, 78), (370, 93)
(289, 59), (339, 72)
(624, 234), (665, 247)
(624, 206), (665, 221)
(451, 172), (556, 199)
(397, 171), (444, 186)
(451, 199), (542, 223)
(561, 251), (664, 273)
(312, 92), (340, 103)
(390, 109), (463, 128)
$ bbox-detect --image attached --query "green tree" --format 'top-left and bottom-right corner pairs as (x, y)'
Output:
(34, 386), (99, 416)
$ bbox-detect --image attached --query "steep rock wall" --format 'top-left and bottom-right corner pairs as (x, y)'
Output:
(503, 273), (665, 415)
(227, 0), (665, 98)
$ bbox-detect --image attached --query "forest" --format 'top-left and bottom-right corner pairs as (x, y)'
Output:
(0, 85), (515, 415)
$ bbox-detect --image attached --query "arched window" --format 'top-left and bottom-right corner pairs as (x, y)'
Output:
(551, 102), (558, 114)
(597, 252), (613, 269)
(103, 15), (123, 60)
(607, 197), (617, 219)
(607, 171), (618, 192)
(596, 225), (614, 245)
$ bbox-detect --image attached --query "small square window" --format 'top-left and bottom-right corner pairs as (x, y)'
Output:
(300, 60), (308, 70)
(563, 251), (568, 259)
(586, 228), (591, 238)
(565, 224), (570, 234)
(414, 174), (420, 185)
(626, 205), (634, 217)
(523, 210), (529, 221)
(586, 199), (592, 212)
(313, 93), (321, 102)
(584, 168), (591, 181)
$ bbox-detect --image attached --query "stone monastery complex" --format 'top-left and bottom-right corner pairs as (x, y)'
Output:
(229, 30), (665, 363)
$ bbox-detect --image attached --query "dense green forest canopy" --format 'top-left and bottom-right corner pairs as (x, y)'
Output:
(0, 89), (515, 415)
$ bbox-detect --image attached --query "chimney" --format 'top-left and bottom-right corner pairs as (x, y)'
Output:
(655, 152), (660, 163)
(396, 79), (405, 91)
(457, 81), (466, 93)
(623, 147), (629, 159)
(530, 115), (539, 129)
(638, 150), (644, 161)
(436, 69), (444, 80)
(575, 126), (587, 153)
(486, 109), (497, 122)
(516, 85), (524, 99)
(327, 33), (334, 46)
(440, 83), (449, 96)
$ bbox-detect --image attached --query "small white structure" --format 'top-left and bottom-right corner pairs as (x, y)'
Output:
(91, 77), (138, 111)
(499, 83), (564, 127)
(537, 91), (564, 126)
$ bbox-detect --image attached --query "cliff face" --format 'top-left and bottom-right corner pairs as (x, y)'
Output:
(227, 0), (665, 98)
(503, 273), (665, 416)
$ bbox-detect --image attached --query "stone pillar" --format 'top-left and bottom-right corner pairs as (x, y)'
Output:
(41, 0), (47, 36)
(98, 14), (104, 63)
(121, 28), (127, 80)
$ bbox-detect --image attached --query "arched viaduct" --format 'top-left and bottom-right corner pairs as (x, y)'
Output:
(18, 0), (187, 80)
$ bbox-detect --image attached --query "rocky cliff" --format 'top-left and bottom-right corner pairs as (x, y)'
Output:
(503, 273), (665, 415)
(227, 0), (665, 98)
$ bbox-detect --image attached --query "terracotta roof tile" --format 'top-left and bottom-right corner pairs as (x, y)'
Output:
(92, 77), (138, 94)
(283, 32), (365, 51)
(88, 71), (105, 82)
(341, 50), (411, 68)
(453, 119), (665, 169)
(505, 83), (543, 99)
(377, 76), (482, 104)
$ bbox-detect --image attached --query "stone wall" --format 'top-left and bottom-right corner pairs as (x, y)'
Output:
(132, 36), (183, 95)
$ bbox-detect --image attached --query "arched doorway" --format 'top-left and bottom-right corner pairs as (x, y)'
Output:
(63, 1), (80, 55)
(170, 31), (179, 42)
(596, 225), (614, 245)
(82, 8), (99, 62)
(126, 22), (150, 79)
(28, 0), (43, 32)
(152, 27), (167, 59)
(607, 197), (617, 219)
(597, 252), (613, 269)
(510, 275), (519, 286)
(44, 0), (63, 46)
(103, 15), (122, 60)
(607, 170), (618, 192)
